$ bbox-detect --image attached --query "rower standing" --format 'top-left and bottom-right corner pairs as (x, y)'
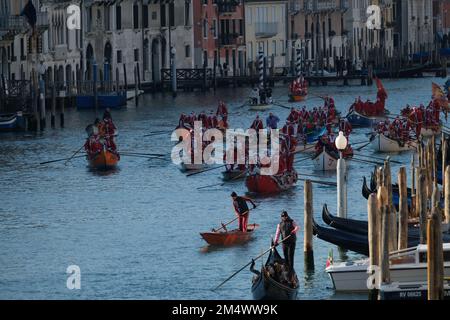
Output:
(274, 211), (299, 272)
(231, 192), (256, 232)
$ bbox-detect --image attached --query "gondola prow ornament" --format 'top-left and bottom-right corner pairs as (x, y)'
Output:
(335, 131), (348, 218)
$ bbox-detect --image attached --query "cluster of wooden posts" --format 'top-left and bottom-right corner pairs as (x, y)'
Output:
(368, 134), (450, 300)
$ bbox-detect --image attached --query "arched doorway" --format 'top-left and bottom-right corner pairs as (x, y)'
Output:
(161, 37), (167, 69)
(151, 38), (160, 83)
(104, 42), (112, 82)
(86, 43), (94, 80)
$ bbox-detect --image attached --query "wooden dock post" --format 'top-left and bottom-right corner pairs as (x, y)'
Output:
(398, 167), (408, 250)
(51, 82), (56, 128)
(123, 64), (128, 92)
(134, 66), (138, 107)
(60, 89), (65, 128)
(418, 171), (427, 244)
(427, 207), (444, 300)
(446, 165), (450, 226)
(384, 159), (397, 252)
(378, 186), (390, 294)
(304, 180), (314, 271)
(368, 193), (379, 300)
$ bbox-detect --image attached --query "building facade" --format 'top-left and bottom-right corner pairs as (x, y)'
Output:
(244, 0), (289, 74)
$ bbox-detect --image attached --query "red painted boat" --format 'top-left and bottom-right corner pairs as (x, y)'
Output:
(87, 148), (120, 170)
(245, 170), (298, 194)
(200, 224), (260, 246)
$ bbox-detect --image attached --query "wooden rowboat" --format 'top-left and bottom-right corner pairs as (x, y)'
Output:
(248, 103), (273, 111)
(200, 224), (259, 246)
(87, 149), (119, 170)
(369, 133), (417, 152)
(245, 170), (297, 194)
(288, 94), (307, 102)
(251, 244), (299, 300)
(312, 149), (339, 171)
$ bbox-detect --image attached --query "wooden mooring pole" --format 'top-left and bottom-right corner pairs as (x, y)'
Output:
(51, 82), (56, 128)
(427, 207), (444, 300)
(304, 180), (314, 271)
(398, 167), (408, 250)
(378, 185), (390, 300)
(418, 170), (427, 244)
(384, 159), (397, 252)
(445, 165), (450, 227)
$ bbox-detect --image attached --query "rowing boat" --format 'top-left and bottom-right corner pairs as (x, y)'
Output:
(87, 148), (120, 170)
(312, 149), (339, 171)
(200, 224), (259, 246)
(251, 244), (299, 300)
(222, 169), (247, 181)
(245, 170), (298, 194)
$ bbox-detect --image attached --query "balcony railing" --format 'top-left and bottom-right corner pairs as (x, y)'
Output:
(217, 0), (239, 14)
(219, 33), (243, 46)
(255, 22), (278, 38)
(0, 12), (48, 32)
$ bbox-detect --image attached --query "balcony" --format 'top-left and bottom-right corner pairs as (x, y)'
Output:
(0, 12), (48, 32)
(217, 0), (239, 15)
(219, 33), (243, 46)
(255, 22), (278, 38)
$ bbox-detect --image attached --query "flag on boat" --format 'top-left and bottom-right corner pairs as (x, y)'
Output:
(375, 77), (387, 100)
(432, 82), (449, 111)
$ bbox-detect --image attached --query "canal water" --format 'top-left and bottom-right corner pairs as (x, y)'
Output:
(0, 77), (443, 299)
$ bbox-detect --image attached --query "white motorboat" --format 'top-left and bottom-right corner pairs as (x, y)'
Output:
(326, 244), (450, 292)
(379, 280), (450, 300)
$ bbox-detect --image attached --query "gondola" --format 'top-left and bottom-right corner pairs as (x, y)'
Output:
(314, 214), (450, 256)
(87, 148), (120, 170)
(250, 244), (298, 300)
(200, 224), (259, 246)
(245, 170), (297, 194)
(312, 217), (370, 256)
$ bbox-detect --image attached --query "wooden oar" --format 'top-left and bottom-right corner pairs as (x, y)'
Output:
(353, 153), (401, 164)
(212, 235), (292, 291)
(143, 130), (172, 137)
(272, 102), (290, 110)
(186, 164), (227, 177)
(294, 156), (312, 163)
(197, 169), (247, 190)
(40, 154), (86, 165)
(64, 145), (85, 165)
(298, 178), (337, 187)
(212, 207), (257, 233)
(355, 141), (372, 151)
(351, 157), (384, 166)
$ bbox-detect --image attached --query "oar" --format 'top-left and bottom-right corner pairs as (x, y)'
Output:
(350, 157), (384, 166)
(40, 154), (86, 165)
(212, 235), (292, 291)
(355, 141), (372, 151)
(212, 207), (257, 233)
(293, 144), (316, 154)
(143, 130), (172, 137)
(64, 145), (85, 165)
(354, 153), (401, 164)
(121, 151), (166, 157)
(299, 173), (330, 179)
(294, 156), (312, 163)
(298, 178), (337, 187)
(197, 169), (247, 190)
(186, 164), (227, 177)
(272, 102), (290, 110)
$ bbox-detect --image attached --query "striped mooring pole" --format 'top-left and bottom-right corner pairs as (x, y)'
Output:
(296, 48), (302, 81)
(258, 50), (264, 89)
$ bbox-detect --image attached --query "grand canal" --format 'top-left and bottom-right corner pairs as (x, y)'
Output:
(0, 77), (442, 299)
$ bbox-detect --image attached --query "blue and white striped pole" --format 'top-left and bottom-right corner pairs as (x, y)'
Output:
(258, 50), (264, 90)
(296, 48), (302, 81)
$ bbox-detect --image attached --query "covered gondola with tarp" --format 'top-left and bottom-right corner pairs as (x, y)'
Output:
(250, 244), (298, 300)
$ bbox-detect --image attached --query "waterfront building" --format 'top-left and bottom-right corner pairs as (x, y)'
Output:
(244, 0), (289, 75)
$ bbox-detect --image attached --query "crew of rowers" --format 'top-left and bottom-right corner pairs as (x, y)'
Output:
(176, 101), (229, 131)
(289, 77), (308, 96)
(400, 101), (441, 136)
(350, 95), (385, 117)
(374, 118), (413, 143)
(84, 109), (119, 156)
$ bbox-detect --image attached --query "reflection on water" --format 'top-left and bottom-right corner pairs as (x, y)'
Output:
(0, 77), (443, 299)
